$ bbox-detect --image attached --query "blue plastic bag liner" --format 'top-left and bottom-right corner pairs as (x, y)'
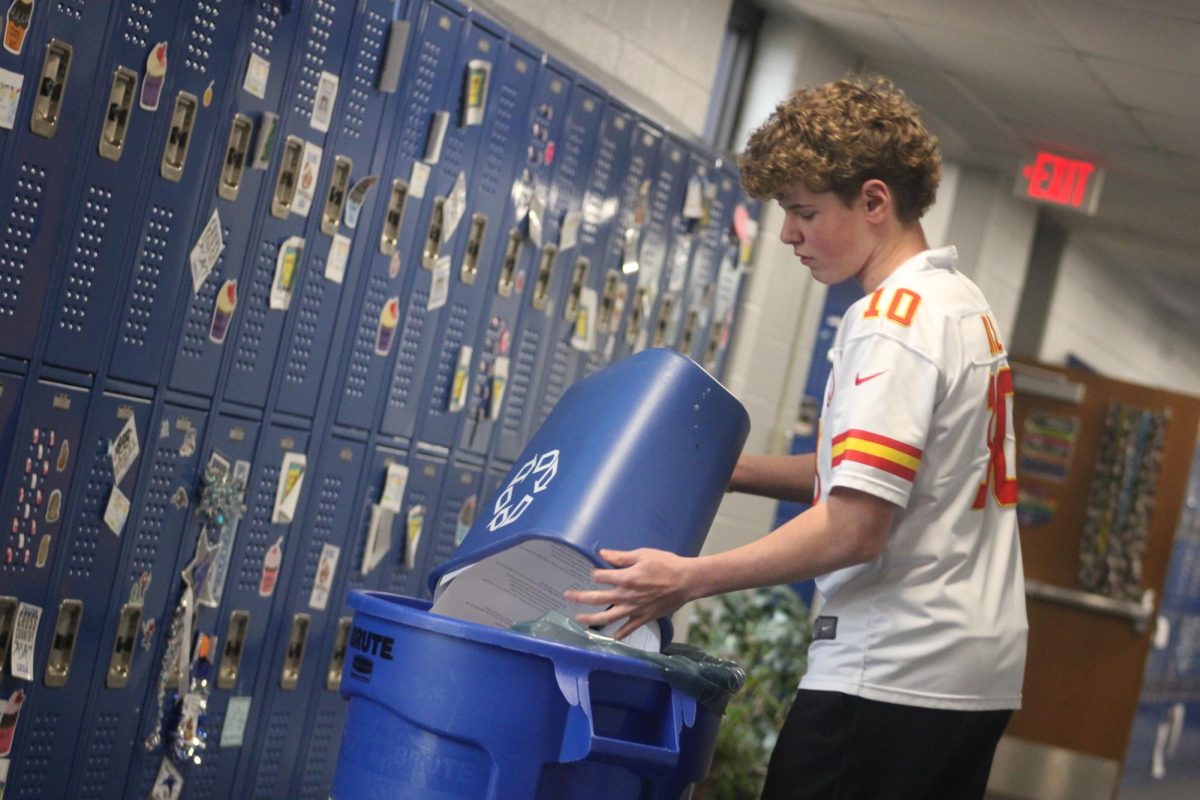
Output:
(428, 348), (749, 643)
(333, 591), (737, 799)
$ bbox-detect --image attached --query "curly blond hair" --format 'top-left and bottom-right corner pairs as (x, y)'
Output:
(739, 75), (941, 223)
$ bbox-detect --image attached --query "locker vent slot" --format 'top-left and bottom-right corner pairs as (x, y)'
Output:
(31, 39), (73, 138)
(497, 228), (521, 297)
(160, 92), (198, 182)
(218, 609), (250, 689)
(45, 598), (83, 687)
(0, 165), (44, 321)
(99, 67), (137, 161)
(59, 186), (113, 334)
(121, 205), (174, 347)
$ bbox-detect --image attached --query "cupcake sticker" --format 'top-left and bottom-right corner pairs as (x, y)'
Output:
(140, 42), (168, 112)
(374, 297), (399, 357)
(208, 279), (237, 344)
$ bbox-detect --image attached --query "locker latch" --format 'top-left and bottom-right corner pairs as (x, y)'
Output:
(0, 597), (16, 674)
(422, 197), (446, 269)
(280, 613), (310, 691)
(378, 178), (409, 255)
(680, 309), (700, 354)
(31, 39), (73, 138)
(218, 114), (254, 201)
(460, 213), (487, 285)
(321, 156), (353, 236)
(326, 617), (352, 692)
(106, 602), (143, 689)
(531, 244), (557, 311)
(598, 270), (621, 333)
(217, 609), (250, 690)
(44, 598), (83, 688)
(705, 320), (727, 371)
(653, 296), (675, 348)
(497, 227), (522, 298)
(563, 256), (589, 322)
(160, 91), (198, 182)
(98, 66), (137, 161)
(271, 136), (305, 219)
(625, 287), (647, 346)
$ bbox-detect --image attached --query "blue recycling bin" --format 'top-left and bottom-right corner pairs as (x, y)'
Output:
(331, 591), (730, 799)
(430, 348), (750, 596)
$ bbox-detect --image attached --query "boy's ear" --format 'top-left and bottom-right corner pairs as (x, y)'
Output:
(860, 179), (892, 221)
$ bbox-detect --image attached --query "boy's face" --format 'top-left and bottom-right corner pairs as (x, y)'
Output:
(776, 182), (873, 286)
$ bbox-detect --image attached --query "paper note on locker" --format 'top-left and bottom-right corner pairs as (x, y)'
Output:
(428, 255), (451, 311)
(559, 209), (582, 252)
(308, 543), (340, 611)
(292, 141), (323, 217)
(10, 602), (41, 681)
(325, 233), (351, 284)
(379, 463), (408, 514)
(189, 209), (225, 294)
(242, 53), (270, 99)
(362, 503), (393, 575)
(310, 71), (339, 133)
(272, 452), (306, 524)
(104, 486), (131, 536)
(0, 68), (23, 130)
(109, 413), (140, 486)
(443, 172), (468, 242)
(270, 236), (304, 310)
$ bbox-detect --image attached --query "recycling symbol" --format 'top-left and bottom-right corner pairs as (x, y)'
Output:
(488, 449), (559, 531)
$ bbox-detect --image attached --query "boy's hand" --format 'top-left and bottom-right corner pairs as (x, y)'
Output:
(566, 547), (695, 640)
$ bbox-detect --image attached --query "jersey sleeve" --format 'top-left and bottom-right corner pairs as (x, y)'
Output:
(824, 328), (942, 508)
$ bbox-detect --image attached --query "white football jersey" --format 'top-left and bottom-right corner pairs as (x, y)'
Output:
(800, 246), (1028, 711)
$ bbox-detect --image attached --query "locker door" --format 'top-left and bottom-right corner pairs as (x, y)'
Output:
(100, 1), (255, 391)
(706, 192), (761, 377)
(164, 1), (311, 401)
(492, 77), (603, 463)
(681, 161), (739, 364)
(64, 404), (210, 799)
(286, 442), (407, 799)
(412, 27), (540, 451)
(653, 150), (709, 351)
(232, 436), (367, 798)
(273, 0), (406, 421)
(419, 456), (483, 597)
(526, 92), (631, 437)
(0, 372), (25, 491)
(379, 1), (495, 442)
(125, 414), (263, 798)
(638, 135), (695, 357)
(221, 0), (362, 411)
(579, 116), (663, 377)
(0, 2), (118, 361)
(0, 392), (152, 799)
(458, 57), (572, 460)
(332, 0), (465, 434)
(41, 0), (237, 375)
(380, 448), (447, 597)
(0, 380), (90, 792)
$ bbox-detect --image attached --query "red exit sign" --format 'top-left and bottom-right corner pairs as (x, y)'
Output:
(1014, 150), (1105, 215)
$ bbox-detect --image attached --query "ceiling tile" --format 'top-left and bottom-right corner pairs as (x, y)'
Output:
(1132, 109), (1200, 156)
(870, 0), (1064, 46)
(1093, 0), (1200, 22)
(891, 19), (1111, 102)
(1085, 56), (1200, 119)
(779, 4), (924, 63)
(1037, 0), (1200, 73)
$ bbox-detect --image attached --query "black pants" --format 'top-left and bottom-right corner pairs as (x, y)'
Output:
(760, 690), (1012, 800)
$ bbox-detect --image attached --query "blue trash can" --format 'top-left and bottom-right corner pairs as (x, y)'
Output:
(430, 348), (750, 599)
(331, 591), (729, 799)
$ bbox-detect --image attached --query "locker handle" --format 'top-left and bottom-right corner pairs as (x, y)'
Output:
(625, 287), (647, 346)
(460, 213), (487, 285)
(106, 603), (143, 689)
(218, 113), (254, 201)
(680, 309), (700, 354)
(271, 136), (305, 219)
(280, 613), (310, 691)
(653, 296), (675, 348)
(705, 321), (726, 371)
(0, 597), (16, 674)
(326, 616), (352, 692)
(532, 244), (557, 311)
(422, 197), (446, 269)
(497, 227), (522, 298)
(31, 39), (73, 138)
(379, 178), (409, 256)
(160, 91), (198, 182)
(218, 609), (250, 690)
(599, 270), (621, 333)
(99, 66), (138, 161)
(563, 257), (589, 323)
(44, 599), (83, 688)
(321, 155), (353, 236)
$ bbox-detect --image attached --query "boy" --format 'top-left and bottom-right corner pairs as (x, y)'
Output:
(566, 76), (1028, 798)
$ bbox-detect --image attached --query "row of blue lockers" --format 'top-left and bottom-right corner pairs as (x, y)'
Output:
(0, 0), (761, 797)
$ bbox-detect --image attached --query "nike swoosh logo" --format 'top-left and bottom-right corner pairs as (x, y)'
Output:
(855, 370), (887, 385)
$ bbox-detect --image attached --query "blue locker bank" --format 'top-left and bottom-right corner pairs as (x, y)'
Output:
(0, 1), (761, 797)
